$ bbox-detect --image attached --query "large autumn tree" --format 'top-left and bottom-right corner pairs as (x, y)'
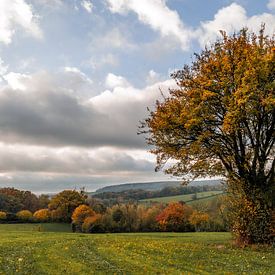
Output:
(49, 190), (87, 222)
(141, 28), (274, 244)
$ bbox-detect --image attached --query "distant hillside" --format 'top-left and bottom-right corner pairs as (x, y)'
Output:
(94, 179), (221, 194)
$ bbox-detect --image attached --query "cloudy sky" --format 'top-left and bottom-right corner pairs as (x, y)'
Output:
(0, 0), (274, 193)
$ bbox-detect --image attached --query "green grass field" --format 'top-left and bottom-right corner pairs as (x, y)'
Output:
(0, 224), (274, 274)
(0, 223), (71, 233)
(140, 190), (223, 204)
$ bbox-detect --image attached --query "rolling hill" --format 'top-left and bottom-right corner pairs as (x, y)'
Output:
(94, 179), (221, 194)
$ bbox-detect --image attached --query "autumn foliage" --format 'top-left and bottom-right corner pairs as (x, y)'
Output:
(49, 190), (87, 222)
(82, 214), (103, 233)
(156, 202), (193, 232)
(33, 209), (51, 222)
(0, 211), (7, 221)
(141, 27), (274, 244)
(189, 210), (209, 231)
(16, 210), (33, 221)
(72, 205), (95, 227)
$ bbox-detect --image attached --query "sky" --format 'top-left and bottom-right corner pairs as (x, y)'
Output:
(0, 0), (274, 193)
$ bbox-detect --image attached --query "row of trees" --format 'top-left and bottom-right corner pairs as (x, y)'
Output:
(0, 189), (87, 223)
(0, 188), (228, 233)
(71, 201), (224, 234)
(0, 188), (49, 213)
(0, 209), (47, 222)
(93, 184), (223, 204)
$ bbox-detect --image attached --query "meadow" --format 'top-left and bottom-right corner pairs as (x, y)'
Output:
(140, 190), (223, 204)
(0, 224), (274, 274)
(0, 223), (71, 233)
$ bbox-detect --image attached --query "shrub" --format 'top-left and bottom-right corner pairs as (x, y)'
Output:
(82, 214), (103, 233)
(0, 211), (7, 221)
(33, 209), (50, 222)
(16, 210), (33, 222)
(229, 191), (272, 245)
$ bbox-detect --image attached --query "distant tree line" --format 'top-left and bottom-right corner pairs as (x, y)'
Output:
(0, 188), (49, 220)
(92, 184), (224, 205)
(0, 187), (229, 233)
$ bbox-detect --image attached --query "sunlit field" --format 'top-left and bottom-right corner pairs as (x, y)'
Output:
(0, 225), (274, 274)
(139, 191), (223, 204)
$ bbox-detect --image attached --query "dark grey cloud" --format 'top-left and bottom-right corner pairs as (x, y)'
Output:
(0, 145), (154, 174)
(0, 70), (175, 192)
(0, 169), (167, 194)
(0, 71), (174, 149)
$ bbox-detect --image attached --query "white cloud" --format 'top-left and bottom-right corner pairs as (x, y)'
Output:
(93, 28), (135, 50)
(0, 58), (8, 76)
(105, 73), (130, 88)
(87, 53), (119, 70)
(81, 0), (93, 13)
(196, 3), (275, 47)
(3, 72), (31, 90)
(35, 0), (63, 8)
(0, 69), (175, 149)
(3, 67), (94, 95)
(267, 0), (275, 10)
(0, 0), (42, 44)
(89, 77), (176, 132)
(146, 70), (161, 85)
(106, 0), (192, 50)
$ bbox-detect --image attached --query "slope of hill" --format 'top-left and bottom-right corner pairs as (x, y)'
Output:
(94, 179), (221, 194)
(139, 190), (224, 204)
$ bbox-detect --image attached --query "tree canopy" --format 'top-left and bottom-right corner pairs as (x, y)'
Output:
(48, 190), (87, 222)
(141, 27), (274, 244)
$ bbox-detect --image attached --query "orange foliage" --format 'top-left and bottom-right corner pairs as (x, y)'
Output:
(156, 202), (193, 231)
(33, 209), (50, 222)
(0, 211), (7, 220)
(82, 214), (102, 233)
(71, 204), (95, 226)
(141, 27), (274, 244)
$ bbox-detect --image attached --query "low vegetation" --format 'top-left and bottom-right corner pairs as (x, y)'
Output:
(0, 227), (273, 274)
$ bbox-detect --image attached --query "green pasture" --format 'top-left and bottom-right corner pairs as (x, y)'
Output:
(139, 190), (224, 204)
(0, 223), (71, 233)
(0, 224), (274, 274)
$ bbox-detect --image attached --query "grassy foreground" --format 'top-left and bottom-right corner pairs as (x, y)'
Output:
(0, 226), (274, 275)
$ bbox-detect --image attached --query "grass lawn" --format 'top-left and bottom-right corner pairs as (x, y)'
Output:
(140, 190), (223, 204)
(0, 225), (274, 274)
(0, 223), (71, 232)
